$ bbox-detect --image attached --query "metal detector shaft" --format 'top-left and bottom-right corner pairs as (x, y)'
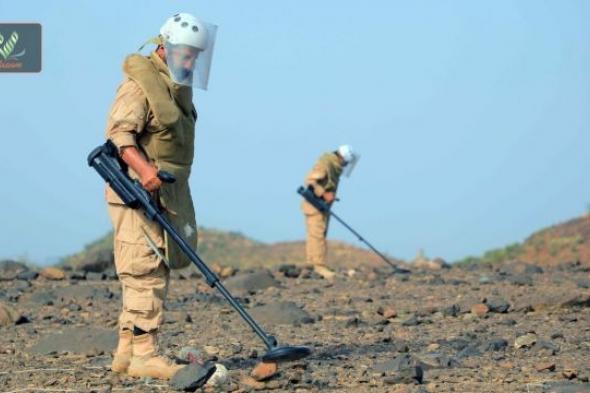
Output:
(152, 212), (277, 350)
(87, 141), (278, 351)
(326, 209), (398, 269)
(297, 186), (399, 270)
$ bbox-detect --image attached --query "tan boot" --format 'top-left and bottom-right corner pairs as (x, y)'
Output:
(314, 265), (336, 280)
(111, 328), (133, 374)
(127, 332), (183, 380)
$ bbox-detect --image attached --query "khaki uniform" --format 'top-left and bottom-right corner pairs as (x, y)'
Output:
(301, 152), (343, 266)
(105, 52), (198, 334)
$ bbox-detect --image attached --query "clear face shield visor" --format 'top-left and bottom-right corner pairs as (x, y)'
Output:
(163, 22), (217, 89)
(343, 153), (360, 177)
(164, 43), (200, 87)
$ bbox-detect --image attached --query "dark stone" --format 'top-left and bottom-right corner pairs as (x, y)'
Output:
(448, 279), (468, 286)
(499, 318), (517, 326)
(457, 344), (482, 358)
(480, 338), (508, 352)
(383, 365), (424, 385)
(278, 264), (302, 278)
(223, 270), (280, 294)
(15, 315), (31, 325)
(68, 271), (87, 280)
(169, 362), (217, 392)
(524, 265), (544, 274)
(576, 279), (590, 289)
(440, 338), (470, 352)
(550, 332), (565, 340)
(486, 298), (510, 313)
(401, 315), (420, 326)
(532, 340), (559, 356)
(442, 304), (461, 317)
(250, 301), (312, 326)
(16, 270), (38, 281)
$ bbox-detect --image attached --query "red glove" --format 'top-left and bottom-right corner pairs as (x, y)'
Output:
(323, 192), (336, 203)
(120, 146), (162, 192)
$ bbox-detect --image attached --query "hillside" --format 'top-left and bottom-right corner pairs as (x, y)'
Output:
(61, 227), (400, 271)
(458, 214), (590, 267)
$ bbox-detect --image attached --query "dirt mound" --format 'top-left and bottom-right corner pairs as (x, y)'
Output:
(458, 214), (590, 267)
(62, 227), (400, 271)
(519, 215), (590, 266)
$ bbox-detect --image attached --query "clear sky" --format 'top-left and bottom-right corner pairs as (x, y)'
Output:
(1, 1), (589, 265)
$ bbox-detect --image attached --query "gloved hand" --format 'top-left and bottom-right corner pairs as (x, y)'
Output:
(323, 192), (336, 203)
(120, 146), (162, 192)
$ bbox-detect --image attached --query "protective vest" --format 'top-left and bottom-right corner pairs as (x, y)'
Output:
(122, 52), (197, 269)
(301, 152), (343, 215)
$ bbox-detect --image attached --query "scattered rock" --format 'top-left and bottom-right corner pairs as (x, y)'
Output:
(251, 361), (278, 381)
(224, 270), (280, 294)
(481, 338), (509, 352)
(383, 365), (424, 384)
(169, 362), (216, 391)
(377, 306), (397, 319)
(535, 362), (556, 372)
(178, 347), (206, 364)
(442, 304), (460, 317)
(250, 302), (312, 326)
(278, 264), (302, 278)
(219, 266), (236, 279)
(40, 267), (66, 280)
(532, 340), (560, 356)
(515, 333), (537, 349)
(486, 298), (510, 313)
(401, 315), (420, 326)
(205, 363), (229, 389)
(16, 270), (38, 281)
(471, 303), (489, 317)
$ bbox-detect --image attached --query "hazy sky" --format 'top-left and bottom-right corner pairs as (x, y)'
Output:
(1, 1), (589, 265)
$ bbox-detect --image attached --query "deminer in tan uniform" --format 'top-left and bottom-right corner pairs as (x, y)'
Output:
(104, 13), (217, 379)
(301, 145), (359, 279)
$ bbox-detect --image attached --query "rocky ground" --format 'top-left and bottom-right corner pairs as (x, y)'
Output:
(1, 259), (590, 392)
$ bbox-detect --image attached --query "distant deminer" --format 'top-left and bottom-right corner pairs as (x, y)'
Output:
(300, 146), (359, 279)
(103, 13), (216, 380)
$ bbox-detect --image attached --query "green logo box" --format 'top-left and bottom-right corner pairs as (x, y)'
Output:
(0, 23), (41, 73)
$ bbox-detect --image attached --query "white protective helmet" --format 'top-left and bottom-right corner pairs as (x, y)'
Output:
(158, 13), (217, 89)
(337, 145), (360, 177)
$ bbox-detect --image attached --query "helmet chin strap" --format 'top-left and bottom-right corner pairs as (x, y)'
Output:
(138, 35), (164, 52)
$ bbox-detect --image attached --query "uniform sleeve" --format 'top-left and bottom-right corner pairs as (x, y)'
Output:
(104, 78), (149, 150)
(304, 161), (328, 197)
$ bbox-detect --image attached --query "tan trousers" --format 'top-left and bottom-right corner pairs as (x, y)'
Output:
(108, 203), (169, 333)
(303, 201), (330, 266)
